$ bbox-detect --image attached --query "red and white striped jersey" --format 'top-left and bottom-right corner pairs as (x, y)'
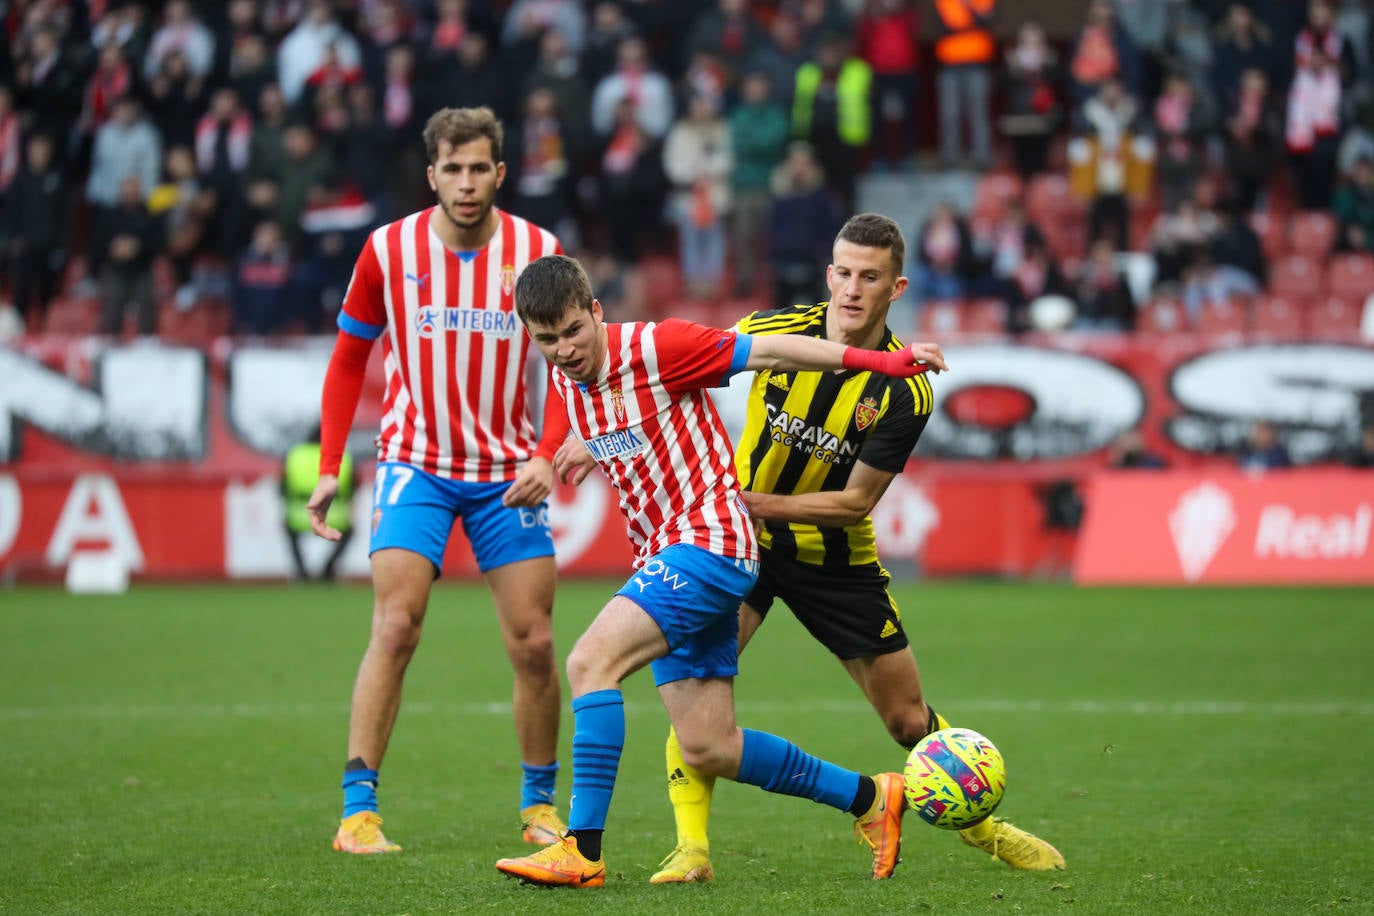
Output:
(337, 207), (561, 480)
(550, 319), (758, 567)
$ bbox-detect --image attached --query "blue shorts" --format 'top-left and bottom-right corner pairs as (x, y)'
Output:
(368, 461), (554, 574)
(615, 543), (760, 686)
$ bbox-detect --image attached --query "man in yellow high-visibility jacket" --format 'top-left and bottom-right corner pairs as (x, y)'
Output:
(283, 427), (355, 580)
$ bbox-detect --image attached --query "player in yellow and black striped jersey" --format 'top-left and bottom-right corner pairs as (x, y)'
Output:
(648, 213), (1066, 880)
(734, 300), (933, 570)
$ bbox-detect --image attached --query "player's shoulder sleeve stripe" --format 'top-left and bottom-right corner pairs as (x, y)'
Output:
(338, 310), (385, 340)
(742, 302), (826, 335)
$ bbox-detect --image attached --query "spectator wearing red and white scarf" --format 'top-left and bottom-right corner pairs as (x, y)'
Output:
(1287, 47), (1342, 209)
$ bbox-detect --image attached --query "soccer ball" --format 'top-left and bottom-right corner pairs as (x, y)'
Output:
(903, 727), (1006, 830)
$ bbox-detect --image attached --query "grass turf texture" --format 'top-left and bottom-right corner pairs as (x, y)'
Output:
(2, 581), (1370, 914)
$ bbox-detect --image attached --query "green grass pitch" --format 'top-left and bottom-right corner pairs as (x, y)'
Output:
(2, 580), (1371, 914)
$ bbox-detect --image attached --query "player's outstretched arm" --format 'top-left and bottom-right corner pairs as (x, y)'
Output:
(742, 461), (898, 529)
(745, 335), (947, 377)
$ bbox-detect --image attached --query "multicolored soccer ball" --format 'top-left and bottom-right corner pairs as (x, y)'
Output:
(903, 727), (1006, 830)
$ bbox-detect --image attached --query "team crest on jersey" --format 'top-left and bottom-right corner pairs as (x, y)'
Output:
(415, 307), (438, 339)
(855, 396), (879, 431)
(610, 385), (628, 424)
(500, 263), (516, 295)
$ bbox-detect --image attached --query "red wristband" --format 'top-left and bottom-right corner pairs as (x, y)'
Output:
(841, 344), (928, 377)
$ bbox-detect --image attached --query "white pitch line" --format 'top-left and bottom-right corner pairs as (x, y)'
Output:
(1, 697), (1371, 721)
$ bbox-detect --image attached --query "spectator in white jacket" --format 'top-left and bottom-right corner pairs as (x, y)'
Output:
(143, 0), (215, 83)
(591, 36), (675, 139)
(663, 93), (733, 299)
(276, 0), (363, 106)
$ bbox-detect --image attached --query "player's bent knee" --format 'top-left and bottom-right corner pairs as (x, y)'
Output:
(371, 605), (424, 657)
(564, 643), (607, 694)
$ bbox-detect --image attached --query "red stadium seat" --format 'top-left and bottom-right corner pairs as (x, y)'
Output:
(1195, 299), (1247, 335)
(1138, 297), (1189, 333)
(1306, 295), (1363, 338)
(42, 297), (101, 335)
(1043, 217), (1088, 262)
(1248, 211), (1289, 259)
(973, 172), (1023, 219)
(1288, 211), (1337, 260)
(963, 298), (1008, 334)
(639, 256), (683, 304)
(916, 299), (963, 335)
(1326, 253), (1374, 305)
(1250, 295), (1304, 338)
(1026, 173), (1082, 225)
(1267, 253), (1325, 300)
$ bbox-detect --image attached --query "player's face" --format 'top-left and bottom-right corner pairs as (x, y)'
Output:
(526, 299), (606, 384)
(427, 137), (505, 231)
(825, 240), (908, 339)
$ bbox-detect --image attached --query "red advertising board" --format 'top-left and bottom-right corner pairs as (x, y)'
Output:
(1074, 470), (1374, 584)
(2, 335), (1372, 581)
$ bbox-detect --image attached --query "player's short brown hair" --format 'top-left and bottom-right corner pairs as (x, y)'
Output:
(422, 106), (504, 164)
(835, 213), (906, 276)
(515, 255), (595, 326)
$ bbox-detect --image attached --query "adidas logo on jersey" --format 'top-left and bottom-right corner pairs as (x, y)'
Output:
(880, 619), (899, 638)
(768, 374), (790, 391)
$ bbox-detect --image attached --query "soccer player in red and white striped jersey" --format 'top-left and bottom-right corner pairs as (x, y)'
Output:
(495, 254), (948, 887)
(306, 108), (571, 855)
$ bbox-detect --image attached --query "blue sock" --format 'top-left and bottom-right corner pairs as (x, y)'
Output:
(735, 728), (862, 812)
(521, 761), (559, 809)
(567, 689), (624, 832)
(341, 768), (379, 818)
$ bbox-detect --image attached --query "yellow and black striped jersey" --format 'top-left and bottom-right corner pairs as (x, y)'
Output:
(736, 302), (934, 567)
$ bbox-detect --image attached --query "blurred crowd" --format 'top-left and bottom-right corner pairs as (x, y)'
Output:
(1, 0), (1373, 338)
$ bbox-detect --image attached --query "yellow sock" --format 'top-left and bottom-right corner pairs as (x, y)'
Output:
(665, 726), (715, 850)
(962, 816), (996, 840)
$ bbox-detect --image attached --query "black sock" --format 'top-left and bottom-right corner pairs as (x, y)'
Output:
(344, 756), (371, 772)
(848, 776), (877, 817)
(569, 829), (602, 860)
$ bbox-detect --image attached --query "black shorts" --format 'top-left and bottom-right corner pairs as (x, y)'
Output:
(746, 548), (908, 660)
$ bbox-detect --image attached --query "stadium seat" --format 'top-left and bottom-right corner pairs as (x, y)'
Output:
(157, 299), (231, 343)
(1138, 297), (1189, 333)
(639, 256), (683, 303)
(43, 297), (101, 335)
(1043, 217), (1087, 262)
(916, 299), (963, 335)
(1248, 211), (1289, 260)
(963, 298), (1008, 334)
(1267, 253), (1325, 300)
(1306, 295), (1363, 338)
(972, 172), (1022, 219)
(1250, 295), (1304, 339)
(1026, 173), (1083, 226)
(1195, 298), (1248, 336)
(1325, 253), (1374, 305)
(1288, 211), (1337, 260)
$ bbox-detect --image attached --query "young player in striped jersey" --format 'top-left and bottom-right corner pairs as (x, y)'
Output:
(646, 214), (1065, 879)
(493, 254), (948, 888)
(306, 107), (570, 854)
